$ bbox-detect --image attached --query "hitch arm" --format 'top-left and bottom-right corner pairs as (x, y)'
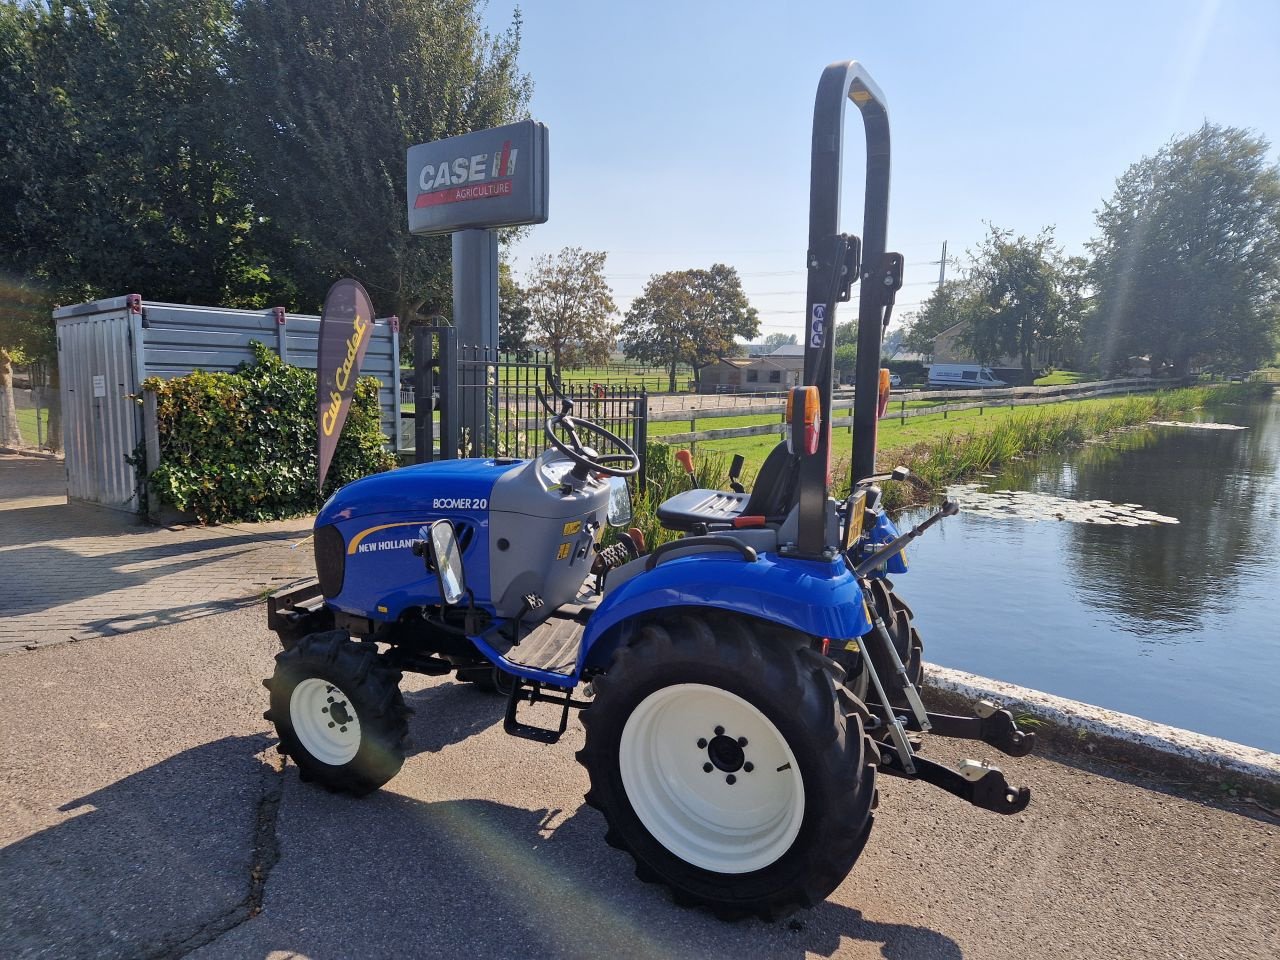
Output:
(869, 700), (1038, 758)
(878, 744), (1031, 816)
(925, 703), (1037, 758)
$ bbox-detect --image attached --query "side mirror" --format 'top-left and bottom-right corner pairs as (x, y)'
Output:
(606, 476), (633, 527)
(423, 520), (467, 605)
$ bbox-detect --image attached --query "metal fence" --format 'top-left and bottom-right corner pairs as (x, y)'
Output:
(410, 327), (648, 492)
(0, 361), (57, 453)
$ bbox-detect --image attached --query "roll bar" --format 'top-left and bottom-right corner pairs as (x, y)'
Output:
(796, 60), (901, 556)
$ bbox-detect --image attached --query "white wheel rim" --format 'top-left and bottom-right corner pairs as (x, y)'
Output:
(290, 677), (361, 766)
(619, 683), (805, 874)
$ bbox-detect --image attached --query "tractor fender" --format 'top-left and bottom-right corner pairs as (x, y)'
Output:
(578, 552), (872, 674)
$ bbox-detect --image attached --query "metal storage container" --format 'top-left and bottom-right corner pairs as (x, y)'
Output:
(54, 295), (401, 512)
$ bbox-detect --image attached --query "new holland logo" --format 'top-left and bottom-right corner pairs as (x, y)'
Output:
(414, 141), (518, 209)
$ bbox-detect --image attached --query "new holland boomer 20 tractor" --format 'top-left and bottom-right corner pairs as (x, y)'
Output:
(264, 60), (1036, 920)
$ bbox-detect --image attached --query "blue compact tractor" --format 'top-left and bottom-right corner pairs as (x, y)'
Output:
(265, 60), (1035, 920)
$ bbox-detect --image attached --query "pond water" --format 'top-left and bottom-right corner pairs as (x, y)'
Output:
(896, 397), (1280, 753)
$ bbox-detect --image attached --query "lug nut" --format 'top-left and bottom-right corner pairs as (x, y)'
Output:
(726, 775), (737, 785)
(697, 738), (707, 749)
(714, 726), (725, 736)
(737, 737), (748, 747)
(703, 762), (713, 773)
(321, 707), (328, 713)
(340, 726), (348, 733)
(328, 722), (335, 728)
(744, 762), (754, 773)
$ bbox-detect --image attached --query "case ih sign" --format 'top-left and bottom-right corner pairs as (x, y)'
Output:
(406, 120), (549, 235)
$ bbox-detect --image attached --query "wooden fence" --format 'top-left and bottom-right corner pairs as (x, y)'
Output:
(648, 378), (1185, 445)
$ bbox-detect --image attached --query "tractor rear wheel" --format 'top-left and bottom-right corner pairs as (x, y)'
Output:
(264, 630), (409, 795)
(577, 614), (877, 920)
(869, 578), (924, 690)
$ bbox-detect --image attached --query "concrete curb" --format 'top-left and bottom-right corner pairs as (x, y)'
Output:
(923, 663), (1280, 805)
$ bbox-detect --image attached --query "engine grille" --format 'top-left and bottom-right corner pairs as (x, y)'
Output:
(314, 524), (346, 597)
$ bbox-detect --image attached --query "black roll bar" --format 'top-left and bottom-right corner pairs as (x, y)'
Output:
(796, 61), (894, 556)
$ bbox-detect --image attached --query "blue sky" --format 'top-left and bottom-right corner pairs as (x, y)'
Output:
(482, 0), (1280, 336)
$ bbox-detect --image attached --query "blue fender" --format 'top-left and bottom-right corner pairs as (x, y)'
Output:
(578, 552), (872, 673)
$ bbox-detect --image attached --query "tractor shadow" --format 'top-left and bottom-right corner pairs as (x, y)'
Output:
(400, 677), (508, 756)
(0, 726), (961, 960)
(0, 733), (281, 960)
(248, 776), (964, 960)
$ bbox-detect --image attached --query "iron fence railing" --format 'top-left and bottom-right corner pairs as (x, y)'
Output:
(409, 327), (648, 493)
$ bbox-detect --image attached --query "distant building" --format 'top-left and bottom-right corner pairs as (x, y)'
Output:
(698, 344), (805, 393)
(929, 319), (1061, 384)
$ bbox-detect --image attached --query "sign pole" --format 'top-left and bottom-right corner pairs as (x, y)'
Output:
(452, 228), (499, 454)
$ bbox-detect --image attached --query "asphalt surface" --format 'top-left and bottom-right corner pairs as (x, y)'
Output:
(3, 604), (1277, 960)
(3, 450), (1278, 958)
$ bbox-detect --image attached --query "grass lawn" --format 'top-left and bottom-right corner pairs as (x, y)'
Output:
(679, 393), (1150, 478)
(1034, 369), (1091, 386)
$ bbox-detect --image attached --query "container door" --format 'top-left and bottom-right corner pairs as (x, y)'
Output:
(58, 310), (141, 510)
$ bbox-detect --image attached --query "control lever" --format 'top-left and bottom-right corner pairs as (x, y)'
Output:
(854, 498), (959, 577)
(728, 454), (746, 494)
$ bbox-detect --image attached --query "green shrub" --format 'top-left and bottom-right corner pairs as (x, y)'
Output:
(145, 341), (396, 523)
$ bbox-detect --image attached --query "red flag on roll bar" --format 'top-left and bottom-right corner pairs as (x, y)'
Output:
(316, 279), (375, 490)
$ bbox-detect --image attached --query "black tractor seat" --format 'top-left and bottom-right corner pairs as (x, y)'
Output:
(655, 441), (801, 532)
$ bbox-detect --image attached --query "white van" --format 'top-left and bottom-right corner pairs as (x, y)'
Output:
(927, 364), (1008, 389)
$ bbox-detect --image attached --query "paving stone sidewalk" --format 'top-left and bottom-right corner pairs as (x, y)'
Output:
(0, 453), (315, 654)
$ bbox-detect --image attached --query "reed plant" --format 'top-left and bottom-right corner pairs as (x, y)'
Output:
(875, 383), (1266, 510)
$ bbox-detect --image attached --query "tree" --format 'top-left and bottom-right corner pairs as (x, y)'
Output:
(230, 0), (531, 319)
(622, 264), (759, 392)
(764, 332), (797, 350)
(525, 248), (616, 371)
(1090, 123), (1280, 377)
(900, 280), (971, 358)
(1, 0), (268, 309)
(965, 226), (1066, 382)
(498, 262), (533, 357)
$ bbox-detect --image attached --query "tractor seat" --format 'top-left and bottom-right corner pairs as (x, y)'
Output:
(655, 441), (801, 532)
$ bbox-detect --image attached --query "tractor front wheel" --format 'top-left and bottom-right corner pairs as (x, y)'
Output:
(264, 631), (410, 795)
(577, 614), (877, 920)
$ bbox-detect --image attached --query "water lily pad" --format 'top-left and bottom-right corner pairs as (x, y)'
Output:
(946, 482), (1179, 525)
(1149, 420), (1248, 431)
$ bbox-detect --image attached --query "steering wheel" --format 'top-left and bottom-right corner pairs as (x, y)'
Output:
(544, 399), (640, 478)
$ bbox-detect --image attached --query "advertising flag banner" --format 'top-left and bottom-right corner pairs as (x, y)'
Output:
(317, 279), (375, 490)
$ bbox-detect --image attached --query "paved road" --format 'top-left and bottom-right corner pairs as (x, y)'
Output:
(2, 452), (1278, 958)
(2, 604), (1277, 960)
(0, 454), (313, 654)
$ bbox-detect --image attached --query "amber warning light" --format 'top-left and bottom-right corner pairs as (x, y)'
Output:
(786, 386), (822, 456)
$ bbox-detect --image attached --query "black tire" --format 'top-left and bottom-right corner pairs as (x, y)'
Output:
(264, 630), (409, 796)
(576, 613), (877, 921)
(872, 578), (924, 689)
(274, 607), (335, 653)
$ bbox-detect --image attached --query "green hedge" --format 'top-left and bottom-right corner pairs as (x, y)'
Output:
(144, 342), (397, 523)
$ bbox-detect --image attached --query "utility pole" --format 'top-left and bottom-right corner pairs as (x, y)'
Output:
(937, 240), (947, 288)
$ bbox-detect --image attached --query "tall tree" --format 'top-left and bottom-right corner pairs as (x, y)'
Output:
(623, 264), (759, 391)
(498, 261), (534, 357)
(965, 226), (1065, 382)
(230, 0), (531, 319)
(900, 280), (972, 358)
(525, 248), (616, 371)
(763, 332), (797, 349)
(1, 0), (265, 308)
(1090, 123), (1280, 376)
